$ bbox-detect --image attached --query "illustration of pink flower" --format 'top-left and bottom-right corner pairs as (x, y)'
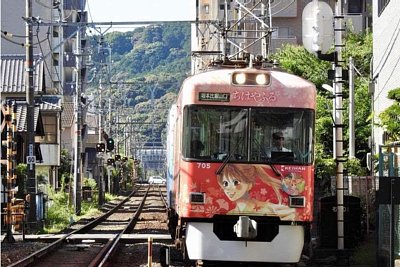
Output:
(216, 198), (229, 210)
(205, 205), (219, 216)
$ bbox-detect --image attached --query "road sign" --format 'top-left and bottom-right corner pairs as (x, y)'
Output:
(27, 156), (36, 164)
(27, 155), (35, 171)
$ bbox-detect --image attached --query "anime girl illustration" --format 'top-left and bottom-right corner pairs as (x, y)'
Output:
(282, 172), (306, 195)
(217, 164), (296, 220)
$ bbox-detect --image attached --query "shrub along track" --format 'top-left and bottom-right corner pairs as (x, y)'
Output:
(7, 184), (171, 267)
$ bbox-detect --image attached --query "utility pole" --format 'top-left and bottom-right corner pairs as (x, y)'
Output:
(334, 0), (345, 251)
(349, 57), (355, 158)
(25, 0), (37, 229)
(73, 26), (82, 215)
(98, 80), (105, 205)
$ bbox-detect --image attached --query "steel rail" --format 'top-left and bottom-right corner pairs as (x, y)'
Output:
(9, 185), (142, 267)
(89, 185), (151, 267)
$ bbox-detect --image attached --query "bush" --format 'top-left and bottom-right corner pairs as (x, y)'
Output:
(43, 185), (118, 233)
(83, 177), (97, 190)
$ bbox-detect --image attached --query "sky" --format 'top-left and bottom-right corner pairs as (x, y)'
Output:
(86, 0), (196, 31)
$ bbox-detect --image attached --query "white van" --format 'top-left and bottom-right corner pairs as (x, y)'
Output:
(148, 176), (165, 184)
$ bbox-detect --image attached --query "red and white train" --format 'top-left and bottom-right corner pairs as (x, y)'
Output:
(166, 61), (316, 265)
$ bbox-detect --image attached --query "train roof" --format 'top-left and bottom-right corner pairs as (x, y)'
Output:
(184, 67), (314, 86)
(177, 67), (316, 109)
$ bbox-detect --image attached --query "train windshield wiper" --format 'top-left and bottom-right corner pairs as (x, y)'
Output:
(215, 152), (233, 175)
(215, 136), (244, 175)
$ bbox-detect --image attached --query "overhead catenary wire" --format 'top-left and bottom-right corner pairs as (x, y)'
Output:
(270, 0), (296, 16)
(1, 29), (48, 47)
(34, 0), (60, 9)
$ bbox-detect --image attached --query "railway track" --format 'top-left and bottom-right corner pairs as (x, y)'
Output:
(3, 184), (331, 267)
(8, 184), (170, 267)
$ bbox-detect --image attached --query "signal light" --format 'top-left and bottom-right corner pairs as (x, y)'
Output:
(115, 154), (121, 161)
(96, 143), (106, 152)
(107, 158), (115, 165)
(106, 138), (115, 151)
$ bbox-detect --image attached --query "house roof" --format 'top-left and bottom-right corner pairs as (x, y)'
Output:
(15, 103), (42, 133)
(1, 101), (44, 135)
(39, 96), (62, 112)
(0, 54), (45, 94)
(61, 101), (74, 128)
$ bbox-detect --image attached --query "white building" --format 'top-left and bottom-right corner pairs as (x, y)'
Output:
(372, 0), (400, 150)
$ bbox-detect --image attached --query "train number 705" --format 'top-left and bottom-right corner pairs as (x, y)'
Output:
(197, 163), (211, 169)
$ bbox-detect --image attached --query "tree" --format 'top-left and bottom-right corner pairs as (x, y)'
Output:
(16, 163), (27, 198)
(378, 87), (400, 141)
(58, 149), (72, 187)
(272, 30), (373, 193)
(106, 31), (134, 55)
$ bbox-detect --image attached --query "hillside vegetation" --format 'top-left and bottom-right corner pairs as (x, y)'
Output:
(87, 23), (191, 145)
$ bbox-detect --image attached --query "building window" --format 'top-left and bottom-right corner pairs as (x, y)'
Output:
(378, 0), (391, 16)
(348, 0), (363, 13)
(40, 115), (57, 143)
(204, 4), (209, 14)
(271, 27), (291, 38)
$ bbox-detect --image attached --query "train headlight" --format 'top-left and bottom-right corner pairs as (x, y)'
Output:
(255, 74), (267, 85)
(233, 73), (246, 85)
(232, 72), (270, 86)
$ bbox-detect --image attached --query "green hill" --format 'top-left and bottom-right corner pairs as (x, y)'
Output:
(87, 23), (191, 147)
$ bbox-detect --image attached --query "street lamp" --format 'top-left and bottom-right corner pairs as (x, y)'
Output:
(322, 83), (334, 94)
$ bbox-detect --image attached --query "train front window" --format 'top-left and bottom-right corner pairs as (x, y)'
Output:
(183, 106), (248, 160)
(183, 106), (314, 164)
(250, 108), (314, 164)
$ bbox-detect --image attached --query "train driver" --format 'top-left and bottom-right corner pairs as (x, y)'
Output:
(266, 131), (291, 158)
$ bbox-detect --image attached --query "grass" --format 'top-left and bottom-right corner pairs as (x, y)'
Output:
(352, 234), (376, 266)
(42, 188), (117, 234)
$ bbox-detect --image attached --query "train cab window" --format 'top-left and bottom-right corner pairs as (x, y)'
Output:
(250, 108), (314, 164)
(182, 106), (314, 164)
(183, 106), (248, 161)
